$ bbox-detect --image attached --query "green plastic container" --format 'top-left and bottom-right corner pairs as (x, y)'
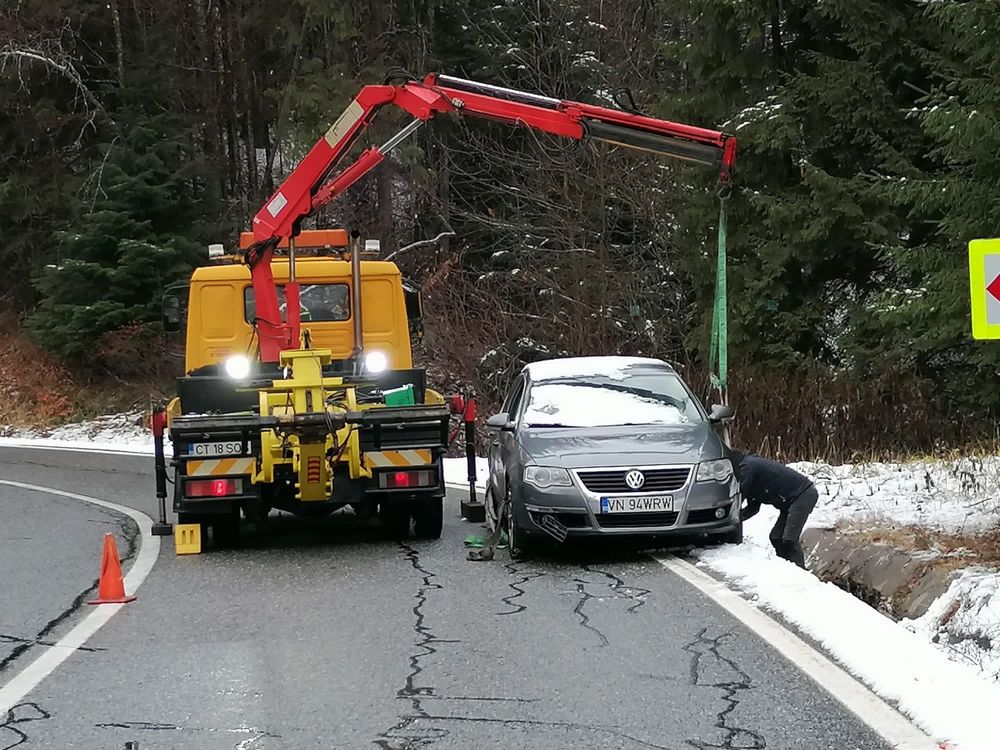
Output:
(383, 383), (415, 407)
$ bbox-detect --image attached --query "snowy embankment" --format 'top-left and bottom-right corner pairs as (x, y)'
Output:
(694, 459), (1000, 750)
(2, 416), (998, 747)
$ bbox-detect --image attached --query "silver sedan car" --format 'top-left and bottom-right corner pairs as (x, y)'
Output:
(484, 356), (741, 558)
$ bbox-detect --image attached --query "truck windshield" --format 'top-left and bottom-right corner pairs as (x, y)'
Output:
(244, 284), (351, 324)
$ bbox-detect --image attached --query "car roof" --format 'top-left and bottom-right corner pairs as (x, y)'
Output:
(522, 356), (674, 382)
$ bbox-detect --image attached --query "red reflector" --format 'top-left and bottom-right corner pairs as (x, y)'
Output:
(380, 469), (435, 489)
(186, 479), (238, 498)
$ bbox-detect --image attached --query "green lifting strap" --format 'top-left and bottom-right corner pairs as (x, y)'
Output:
(709, 194), (728, 394)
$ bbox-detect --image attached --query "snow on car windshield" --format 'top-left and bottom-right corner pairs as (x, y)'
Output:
(523, 375), (699, 427)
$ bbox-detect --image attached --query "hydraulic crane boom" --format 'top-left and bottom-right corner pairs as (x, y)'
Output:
(245, 72), (738, 362)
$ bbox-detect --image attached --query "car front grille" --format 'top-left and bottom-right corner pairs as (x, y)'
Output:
(595, 511), (679, 528)
(577, 467), (690, 494)
(686, 504), (732, 524)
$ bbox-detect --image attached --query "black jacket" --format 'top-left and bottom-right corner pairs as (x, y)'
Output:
(728, 450), (813, 521)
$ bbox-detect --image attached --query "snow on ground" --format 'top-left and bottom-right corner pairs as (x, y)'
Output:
(695, 518), (1000, 749)
(0, 411), (153, 454)
(795, 458), (1000, 535)
(691, 458), (1000, 750)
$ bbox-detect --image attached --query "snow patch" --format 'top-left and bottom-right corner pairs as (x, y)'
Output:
(524, 355), (667, 382)
(523, 383), (688, 428)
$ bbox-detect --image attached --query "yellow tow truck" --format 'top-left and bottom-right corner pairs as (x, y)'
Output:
(157, 229), (456, 550)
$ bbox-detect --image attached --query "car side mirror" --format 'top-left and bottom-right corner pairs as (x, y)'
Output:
(162, 293), (182, 334)
(486, 413), (514, 431)
(708, 404), (735, 424)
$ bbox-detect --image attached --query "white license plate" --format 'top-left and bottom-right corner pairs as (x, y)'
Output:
(189, 441), (243, 457)
(600, 495), (674, 513)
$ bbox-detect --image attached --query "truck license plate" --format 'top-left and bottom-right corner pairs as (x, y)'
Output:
(600, 495), (674, 513)
(189, 441), (243, 457)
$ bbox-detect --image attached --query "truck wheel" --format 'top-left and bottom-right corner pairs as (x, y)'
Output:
(413, 497), (443, 539)
(380, 503), (411, 540)
(212, 515), (240, 548)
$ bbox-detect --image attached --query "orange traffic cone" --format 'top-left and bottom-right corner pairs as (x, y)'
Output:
(87, 533), (136, 605)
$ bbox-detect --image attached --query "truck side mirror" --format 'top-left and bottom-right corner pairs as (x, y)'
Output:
(162, 293), (182, 334)
(403, 279), (423, 339)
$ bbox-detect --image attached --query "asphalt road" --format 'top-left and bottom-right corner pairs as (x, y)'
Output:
(0, 446), (896, 750)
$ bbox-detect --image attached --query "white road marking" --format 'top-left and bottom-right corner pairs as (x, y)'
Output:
(0, 480), (160, 714)
(654, 554), (936, 750)
(0, 439), (151, 457)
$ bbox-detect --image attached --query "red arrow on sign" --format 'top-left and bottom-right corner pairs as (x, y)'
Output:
(988, 274), (1000, 303)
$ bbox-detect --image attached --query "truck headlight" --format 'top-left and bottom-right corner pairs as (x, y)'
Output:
(364, 350), (388, 373)
(696, 458), (733, 483)
(224, 354), (251, 380)
(523, 465), (572, 488)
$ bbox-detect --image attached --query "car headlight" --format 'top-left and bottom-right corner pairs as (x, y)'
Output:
(696, 458), (733, 483)
(364, 350), (388, 373)
(224, 354), (251, 380)
(523, 465), (573, 489)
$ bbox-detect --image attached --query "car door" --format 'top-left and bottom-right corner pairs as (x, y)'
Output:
(489, 375), (525, 499)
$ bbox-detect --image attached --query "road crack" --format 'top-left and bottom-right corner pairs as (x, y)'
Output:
(0, 515), (136, 677)
(497, 563), (544, 616)
(0, 703), (50, 750)
(374, 543), (452, 749)
(683, 628), (766, 750)
(94, 720), (280, 747)
(409, 713), (674, 749)
(582, 564), (651, 613)
(571, 580), (610, 648)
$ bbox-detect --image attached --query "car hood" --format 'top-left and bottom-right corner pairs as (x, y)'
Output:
(518, 423), (722, 468)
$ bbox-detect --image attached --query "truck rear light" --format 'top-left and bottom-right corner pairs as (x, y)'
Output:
(378, 469), (435, 489)
(185, 478), (243, 498)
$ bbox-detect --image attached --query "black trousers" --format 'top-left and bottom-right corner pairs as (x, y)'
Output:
(768, 486), (818, 568)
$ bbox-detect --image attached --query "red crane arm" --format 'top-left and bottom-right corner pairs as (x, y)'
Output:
(245, 73), (737, 362)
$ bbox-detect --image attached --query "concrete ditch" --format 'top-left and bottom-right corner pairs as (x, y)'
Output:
(802, 526), (960, 621)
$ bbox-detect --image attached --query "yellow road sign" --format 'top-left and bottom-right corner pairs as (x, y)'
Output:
(969, 238), (1000, 339)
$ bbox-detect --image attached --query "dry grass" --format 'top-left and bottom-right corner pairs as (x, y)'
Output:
(0, 315), (176, 428)
(838, 520), (1000, 568)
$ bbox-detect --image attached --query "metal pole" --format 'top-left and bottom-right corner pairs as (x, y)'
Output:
(465, 395), (477, 504)
(150, 406), (172, 536)
(721, 386), (731, 448)
(350, 230), (364, 361)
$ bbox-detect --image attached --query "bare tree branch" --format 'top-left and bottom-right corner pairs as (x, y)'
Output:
(384, 231), (457, 261)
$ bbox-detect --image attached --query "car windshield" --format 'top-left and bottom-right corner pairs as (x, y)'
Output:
(523, 368), (703, 427)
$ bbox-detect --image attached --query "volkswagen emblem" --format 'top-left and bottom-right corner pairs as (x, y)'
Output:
(624, 470), (646, 490)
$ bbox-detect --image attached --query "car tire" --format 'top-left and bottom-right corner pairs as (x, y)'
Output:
(380, 502), (411, 540)
(716, 521), (744, 545)
(413, 497), (443, 539)
(484, 483), (499, 535)
(506, 487), (541, 560)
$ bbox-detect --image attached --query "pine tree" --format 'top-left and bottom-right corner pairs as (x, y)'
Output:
(29, 117), (202, 362)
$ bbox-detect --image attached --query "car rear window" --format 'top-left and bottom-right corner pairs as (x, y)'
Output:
(523, 371), (702, 427)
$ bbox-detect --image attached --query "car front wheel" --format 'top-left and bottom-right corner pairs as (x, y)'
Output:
(715, 521), (743, 546)
(506, 486), (541, 560)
